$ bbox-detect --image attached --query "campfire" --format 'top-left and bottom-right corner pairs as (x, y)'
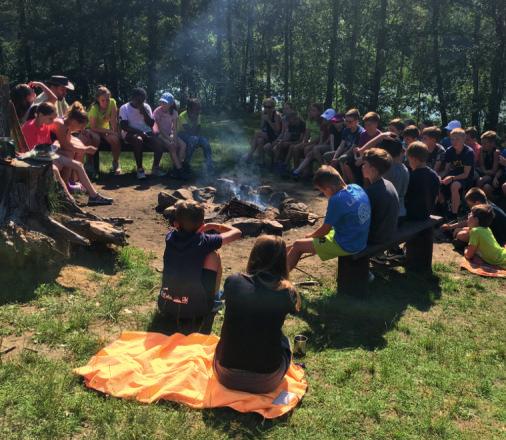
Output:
(156, 178), (317, 237)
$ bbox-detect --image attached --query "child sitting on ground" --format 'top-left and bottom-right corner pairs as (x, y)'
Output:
(465, 204), (506, 268)
(441, 188), (506, 247)
(287, 166), (370, 271)
(405, 141), (441, 221)
(361, 148), (399, 245)
(158, 200), (241, 334)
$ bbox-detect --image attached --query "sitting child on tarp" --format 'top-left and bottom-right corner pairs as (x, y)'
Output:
(158, 200), (241, 334)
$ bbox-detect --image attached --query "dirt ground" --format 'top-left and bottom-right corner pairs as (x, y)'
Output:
(84, 172), (462, 284)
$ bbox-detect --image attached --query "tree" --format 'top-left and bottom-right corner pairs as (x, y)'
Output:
(324, 0), (340, 108)
(369, 0), (388, 111)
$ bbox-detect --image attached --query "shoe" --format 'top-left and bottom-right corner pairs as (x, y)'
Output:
(136, 168), (146, 180)
(88, 193), (113, 206)
(68, 181), (86, 194)
(111, 161), (122, 175)
(151, 166), (166, 177)
(291, 170), (301, 181)
(368, 271), (375, 283)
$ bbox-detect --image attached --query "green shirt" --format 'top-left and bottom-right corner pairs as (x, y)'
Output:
(88, 98), (117, 130)
(307, 120), (320, 142)
(178, 110), (200, 133)
(469, 227), (506, 268)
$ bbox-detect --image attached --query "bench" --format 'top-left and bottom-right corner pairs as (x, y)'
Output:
(91, 139), (134, 173)
(337, 215), (444, 297)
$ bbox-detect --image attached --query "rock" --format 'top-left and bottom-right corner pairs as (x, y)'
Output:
(193, 186), (216, 202)
(215, 178), (236, 199)
(173, 188), (194, 201)
(258, 185), (273, 196)
(163, 206), (177, 224)
(157, 191), (179, 211)
(268, 192), (289, 207)
(230, 218), (264, 237)
(279, 198), (310, 222)
(262, 219), (284, 235)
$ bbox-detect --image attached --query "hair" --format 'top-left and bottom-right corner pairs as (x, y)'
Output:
(313, 165), (346, 189)
(174, 200), (205, 233)
(187, 98), (201, 113)
(480, 130), (497, 143)
(389, 118), (406, 133)
(309, 103), (324, 123)
(66, 101), (88, 124)
(10, 84), (34, 119)
(35, 102), (56, 116)
(131, 87), (147, 100)
(403, 125), (420, 139)
(465, 126), (479, 140)
(363, 148), (392, 175)
(450, 127), (466, 138)
(471, 204), (495, 228)
(262, 97), (276, 108)
(345, 108), (360, 120)
(246, 235), (296, 293)
(380, 139), (403, 158)
(404, 119), (417, 127)
(422, 126), (442, 141)
(363, 111), (380, 123)
(406, 141), (429, 162)
(422, 119), (433, 127)
(464, 187), (488, 204)
(95, 85), (111, 103)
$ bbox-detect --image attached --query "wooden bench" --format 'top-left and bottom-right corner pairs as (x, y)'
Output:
(337, 215), (444, 297)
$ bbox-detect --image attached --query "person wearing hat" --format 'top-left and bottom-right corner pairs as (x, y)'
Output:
(153, 92), (188, 180)
(316, 111), (345, 166)
(441, 120), (461, 149)
(34, 75), (74, 119)
(119, 87), (165, 180)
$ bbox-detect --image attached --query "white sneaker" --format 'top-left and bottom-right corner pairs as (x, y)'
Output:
(151, 166), (166, 177)
(136, 168), (146, 180)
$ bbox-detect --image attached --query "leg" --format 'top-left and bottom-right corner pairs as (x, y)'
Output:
(450, 180), (462, 215)
(125, 133), (145, 170)
(287, 238), (316, 272)
(54, 156), (98, 198)
(177, 138), (186, 163)
(107, 133), (122, 165)
(198, 136), (213, 172)
(51, 164), (75, 203)
(203, 251), (222, 294)
(148, 135), (164, 169)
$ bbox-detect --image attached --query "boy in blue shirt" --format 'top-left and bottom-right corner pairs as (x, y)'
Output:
(287, 165), (371, 271)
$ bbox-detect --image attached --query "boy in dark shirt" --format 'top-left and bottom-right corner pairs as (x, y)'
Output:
(440, 128), (475, 220)
(421, 126), (445, 173)
(362, 148), (400, 245)
(405, 141), (441, 221)
(159, 200), (241, 334)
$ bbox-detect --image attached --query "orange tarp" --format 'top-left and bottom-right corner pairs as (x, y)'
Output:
(74, 331), (307, 418)
(460, 256), (506, 278)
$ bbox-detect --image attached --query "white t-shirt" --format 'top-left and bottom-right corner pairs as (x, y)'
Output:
(119, 102), (153, 138)
(34, 92), (68, 119)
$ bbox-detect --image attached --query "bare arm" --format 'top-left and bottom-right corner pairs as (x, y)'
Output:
(200, 223), (242, 245)
(28, 81), (57, 104)
(306, 223), (332, 239)
(464, 244), (476, 260)
(332, 140), (346, 159)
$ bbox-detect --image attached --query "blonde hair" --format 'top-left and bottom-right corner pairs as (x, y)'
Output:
(95, 85), (111, 102)
(450, 127), (466, 138)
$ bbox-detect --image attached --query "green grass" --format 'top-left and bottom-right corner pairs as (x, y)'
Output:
(0, 245), (505, 439)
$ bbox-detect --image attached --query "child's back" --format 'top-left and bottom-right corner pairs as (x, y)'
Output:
(365, 177), (399, 245)
(406, 166), (440, 221)
(384, 162), (409, 218)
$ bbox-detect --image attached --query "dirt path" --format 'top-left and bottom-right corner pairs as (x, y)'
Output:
(85, 172), (461, 284)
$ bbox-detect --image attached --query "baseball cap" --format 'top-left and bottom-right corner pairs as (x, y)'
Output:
(47, 75), (74, 90)
(331, 112), (344, 123)
(321, 108), (337, 121)
(159, 92), (175, 105)
(444, 120), (461, 131)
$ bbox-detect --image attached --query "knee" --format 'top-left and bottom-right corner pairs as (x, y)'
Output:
(450, 181), (461, 192)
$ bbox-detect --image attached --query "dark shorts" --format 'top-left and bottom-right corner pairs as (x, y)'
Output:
(441, 178), (473, 199)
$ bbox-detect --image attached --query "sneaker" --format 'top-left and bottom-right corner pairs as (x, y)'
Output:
(151, 166), (166, 177)
(111, 161), (122, 175)
(88, 193), (113, 206)
(136, 168), (146, 180)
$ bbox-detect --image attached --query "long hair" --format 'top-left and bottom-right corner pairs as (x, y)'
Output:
(94, 85), (111, 106)
(66, 101), (88, 125)
(10, 84), (34, 119)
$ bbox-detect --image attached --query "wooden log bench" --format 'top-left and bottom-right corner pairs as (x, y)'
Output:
(337, 215), (444, 297)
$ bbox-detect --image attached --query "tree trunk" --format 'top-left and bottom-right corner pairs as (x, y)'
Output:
(431, 0), (448, 126)
(471, 10), (481, 128)
(282, 0), (293, 101)
(343, 0), (361, 108)
(369, 0), (388, 111)
(324, 0), (340, 108)
(180, 0), (192, 103)
(215, 1), (225, 107)
(146, 1), (159, 104)
(17, 0), (32, 80)
(485, 0), (505, 130)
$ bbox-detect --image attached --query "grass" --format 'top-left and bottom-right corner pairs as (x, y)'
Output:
(0, 245), (504, 439)
(1, 116), (505, 438)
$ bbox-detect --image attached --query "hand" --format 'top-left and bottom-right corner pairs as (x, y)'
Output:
(440, 223), (453, 231)
(28, 81), (43, 89)
(499, 156), (506, 166)
(441, 176), (453, 185)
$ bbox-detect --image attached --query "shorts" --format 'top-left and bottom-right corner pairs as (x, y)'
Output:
(313, 229), (352, 261)
(441, 178), (472, 199)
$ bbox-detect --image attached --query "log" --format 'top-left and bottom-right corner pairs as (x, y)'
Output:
(222, 197), (263, 218)
(60, 218), (127, 246)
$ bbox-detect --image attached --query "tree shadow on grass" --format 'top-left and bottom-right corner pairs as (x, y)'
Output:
(299, 266), (442, 351)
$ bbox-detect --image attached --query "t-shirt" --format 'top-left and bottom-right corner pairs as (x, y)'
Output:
(153, 107), (178, 137)
(118, 102), (153, 137)
(87, 98), (117, 130)
(329, 124), (343, 150)
(405, 166), (440, 221)
(490, 203), (506, 246)
(324, 184), (371, 253)
(21, 119), (52, 151)
(468, 141), (481, 164)
(341, 125), (365, 153)
(307, 120), (321, 141)
(161, 230), (222, 319)
(217, 273), (297, 373)
(288, 119), (306, 142)
(383, 163), (410, 217)
(427, 143), (446, 170)
(179, 110), (201, 134)
(444, 145), (475, 182)
(358, 128), (382, 147)
(34, 92), (68, 119)
(365, 178), (399, 245)
(469, 227), (506, 268)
